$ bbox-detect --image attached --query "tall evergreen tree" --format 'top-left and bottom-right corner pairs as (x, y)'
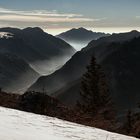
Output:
(125, 110), (133, 133)
(78, 56), (113, 116)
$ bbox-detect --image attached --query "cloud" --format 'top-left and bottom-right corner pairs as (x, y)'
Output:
(0, 15), (98, 23)
(136, 16), (140, 19)
(0, 8), (82, 18)
(0, 7), (101, 23)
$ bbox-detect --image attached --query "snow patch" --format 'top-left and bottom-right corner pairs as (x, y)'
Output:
(0, 32), (14, 39)
(0, 107), (138, 140)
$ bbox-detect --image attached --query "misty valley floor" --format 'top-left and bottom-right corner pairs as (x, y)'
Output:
(0, 107), (138, 140)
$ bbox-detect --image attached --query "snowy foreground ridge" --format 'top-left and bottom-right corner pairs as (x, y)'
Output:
(0, 107), (138, 140)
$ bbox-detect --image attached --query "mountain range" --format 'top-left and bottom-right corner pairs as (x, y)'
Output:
(29, 30), (140, 114)
(0, 27), (75, 74)
(1, 27), (140, 138)
(56, 27), (110, 50)
(0, 27), (75, 93)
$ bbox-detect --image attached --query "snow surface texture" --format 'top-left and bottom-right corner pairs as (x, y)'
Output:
(0, 107), (138, 140)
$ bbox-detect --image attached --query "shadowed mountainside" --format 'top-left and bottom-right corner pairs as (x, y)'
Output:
(29, 31), (140, 114)
(0, 27), (75, 75)
(0, 53), (39, 93)
(0, 27), (75, 93)
(56, 27), (110, 50)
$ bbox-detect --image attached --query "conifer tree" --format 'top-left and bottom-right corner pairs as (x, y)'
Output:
(78, 56), (113, 116)
(126, 110), (133, 133)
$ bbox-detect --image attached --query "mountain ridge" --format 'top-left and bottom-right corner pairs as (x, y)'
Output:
(0, 27), (75, 92)
(56, 27), (110, 50)
(29, 30), (140, 93)
(29, 31), (140, 114)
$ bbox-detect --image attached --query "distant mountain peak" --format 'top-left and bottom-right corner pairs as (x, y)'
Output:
(78, 27), (86, 30)
(0, 27), (21, 34)
(77, 27), (89, 31)
(23, 27), (44, 33)
(130, 30), (139, 33)
(68, 27), (92, 33)
(56, 27), (110, 50)
(78, 27), (93, 32)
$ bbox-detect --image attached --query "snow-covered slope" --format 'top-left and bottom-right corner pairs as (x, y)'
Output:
(0, 107), (138, 140)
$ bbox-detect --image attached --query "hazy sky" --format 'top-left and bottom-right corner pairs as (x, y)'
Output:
(0, 0), (140, 34)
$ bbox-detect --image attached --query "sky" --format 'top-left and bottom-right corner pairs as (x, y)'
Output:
(0, 0), (140, 35)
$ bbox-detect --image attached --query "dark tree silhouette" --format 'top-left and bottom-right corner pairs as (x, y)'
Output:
(20, 91), (59, 115)
(78, 56), (113, 116)
(125, 110), (133, 133)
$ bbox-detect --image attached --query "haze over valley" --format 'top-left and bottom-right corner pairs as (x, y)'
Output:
(0, 27), (75, 93)
(0, 0), (140, 139)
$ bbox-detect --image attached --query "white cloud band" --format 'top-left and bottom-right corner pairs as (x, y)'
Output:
(0, 7), (100, 23)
